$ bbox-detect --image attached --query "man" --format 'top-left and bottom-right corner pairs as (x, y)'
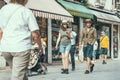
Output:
(0, 0), (42, 80)
(70, 30), (77, 71)
(100, 31), (109, 64)
(79, 19), (97, 74)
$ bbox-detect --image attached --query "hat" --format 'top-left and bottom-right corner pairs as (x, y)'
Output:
(62, 20), (68, 24)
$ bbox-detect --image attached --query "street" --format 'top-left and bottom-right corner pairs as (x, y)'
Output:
(0, 59), (120, 80)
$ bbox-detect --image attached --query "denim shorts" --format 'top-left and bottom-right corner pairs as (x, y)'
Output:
(59, 44), (71, 53)
(83, 43), (93, 59)
(101, 48), (108, 55)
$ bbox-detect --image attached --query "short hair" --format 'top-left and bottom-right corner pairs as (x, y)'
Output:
(10, 0), (28, 5)
(85, 19), (91, 23)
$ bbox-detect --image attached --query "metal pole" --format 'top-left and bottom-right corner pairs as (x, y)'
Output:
(47, 19), (52, 64)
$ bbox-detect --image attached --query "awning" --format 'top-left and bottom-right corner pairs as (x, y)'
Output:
(4, 0), (73, 22)
(90, 9), (120, 24)
(57, 0), (94, 19)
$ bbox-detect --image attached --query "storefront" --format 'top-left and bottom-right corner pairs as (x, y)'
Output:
(90, 9), (120, 59)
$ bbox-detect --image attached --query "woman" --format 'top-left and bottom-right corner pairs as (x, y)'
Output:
(55, 20), (72, 74)
(0, 0), (42, 80)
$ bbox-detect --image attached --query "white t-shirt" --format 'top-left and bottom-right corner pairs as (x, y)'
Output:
(0, 3), (39, 52)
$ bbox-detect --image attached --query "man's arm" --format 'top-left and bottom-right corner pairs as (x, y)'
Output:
(31, 30), (42, 53)
(0, 28), (3, 40)
(92, 29), (97, 45)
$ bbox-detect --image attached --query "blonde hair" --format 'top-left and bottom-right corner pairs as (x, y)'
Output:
(10, 0), (28, 6)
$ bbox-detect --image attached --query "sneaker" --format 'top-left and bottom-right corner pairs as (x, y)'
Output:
(104, 61), (107, 64)
(102, 60), (107, 64)
(102, 60), (105, 64)
(61, 70), (65, 74)
(65, 69), (69, 74)
(90, 64), (94, 72)
(84, 70), (89, 74)
(45, 67), (48, 72)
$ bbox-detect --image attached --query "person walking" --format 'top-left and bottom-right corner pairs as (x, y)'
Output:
(79, 19), (97, 74)
(0, 0), (42, 80)
(100, 31), (109, 64)
(70, 31), (77, 71)
(55, 20), (72, 74)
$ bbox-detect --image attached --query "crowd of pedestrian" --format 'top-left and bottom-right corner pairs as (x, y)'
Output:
(0, 0), (109, 80)
(55, 18), (109, 75)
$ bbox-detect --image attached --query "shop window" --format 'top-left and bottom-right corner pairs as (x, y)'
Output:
(52, 19), (61, 61)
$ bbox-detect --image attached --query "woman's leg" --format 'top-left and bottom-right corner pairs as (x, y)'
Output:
(62, 53), (65, 69)
(64, 51), (69, 69)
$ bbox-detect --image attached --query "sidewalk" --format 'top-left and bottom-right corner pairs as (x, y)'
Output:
(0, 59), (120, 80)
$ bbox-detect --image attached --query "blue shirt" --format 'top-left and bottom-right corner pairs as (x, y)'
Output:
(0, 3), (39, 52)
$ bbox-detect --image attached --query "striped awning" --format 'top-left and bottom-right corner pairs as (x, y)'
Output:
(32, 10), (73, 22)
(4, 0), (73, 22)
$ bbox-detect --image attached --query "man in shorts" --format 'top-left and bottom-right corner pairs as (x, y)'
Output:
(79, 19), (97, 74)
(100, 31), (109, 64)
